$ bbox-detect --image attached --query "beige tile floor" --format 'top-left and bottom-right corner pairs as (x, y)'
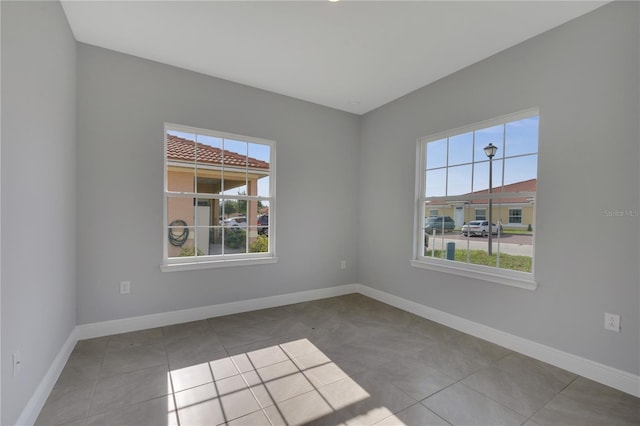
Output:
(35, 294), (640, 426)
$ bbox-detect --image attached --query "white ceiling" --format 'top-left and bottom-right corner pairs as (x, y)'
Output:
(61, 1), (607, 115)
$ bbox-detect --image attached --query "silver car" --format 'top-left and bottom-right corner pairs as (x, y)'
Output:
(461, 220), (499, 237)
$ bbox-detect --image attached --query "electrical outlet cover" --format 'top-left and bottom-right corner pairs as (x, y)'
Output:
(120, 281), (131, 294)
(604, 313), (621, 332)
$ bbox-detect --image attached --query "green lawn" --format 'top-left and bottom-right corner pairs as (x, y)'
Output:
(428, 249), (532, 272)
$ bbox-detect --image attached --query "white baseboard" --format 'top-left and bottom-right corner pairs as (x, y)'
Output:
(76, 283), (360, 340)
(19, 284), (359, 425)
(355, 284), (640, 398)
(20, 281), (639, 425)
(16, 328), (78, 426)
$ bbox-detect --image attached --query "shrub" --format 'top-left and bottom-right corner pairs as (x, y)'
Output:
(527, 224), (533, 232)
(179, 246), (203, 257)
(250, 235), (269, 253)
(225, 228), (246, 249)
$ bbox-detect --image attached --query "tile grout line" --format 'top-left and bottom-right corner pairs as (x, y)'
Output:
(82, 338), (109, 426)
(161, 326), (180, 426)
(521, 374), (581, 425)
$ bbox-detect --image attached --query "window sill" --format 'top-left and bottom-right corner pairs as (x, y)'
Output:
(410, 259), (537, 291)
(161, 256), (278, 272)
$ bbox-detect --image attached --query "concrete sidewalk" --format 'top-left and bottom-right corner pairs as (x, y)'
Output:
(426, 233), (533, 257)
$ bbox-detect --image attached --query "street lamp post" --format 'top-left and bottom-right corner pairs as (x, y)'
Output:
(484, 143), (498, 256)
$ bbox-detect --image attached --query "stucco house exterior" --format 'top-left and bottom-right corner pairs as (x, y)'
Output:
(426, 178), (536, 230)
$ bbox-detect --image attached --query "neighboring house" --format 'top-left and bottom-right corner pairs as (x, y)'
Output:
(426, 178), (536, 230)
(166, 134), (270, 256)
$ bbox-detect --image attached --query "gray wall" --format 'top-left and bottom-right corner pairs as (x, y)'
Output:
(2, 2), (638, 424)
(76, 44), (360, 324)
(358, 1), (639, 375)
(1, 2), (77, 424)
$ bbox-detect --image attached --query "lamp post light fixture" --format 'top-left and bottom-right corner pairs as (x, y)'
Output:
(484, 143), (498, 256)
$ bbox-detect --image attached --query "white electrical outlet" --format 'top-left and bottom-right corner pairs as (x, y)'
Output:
(340, 260), (347, 270)
(120, 281), (131, 294)
(13, 350), (21, 377)
(604, 313), (621, 332)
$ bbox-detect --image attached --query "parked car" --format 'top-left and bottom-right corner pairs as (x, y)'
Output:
(461, 220), (499, 237)
(223, 216), (247, 228)
(257, 214), (269, 235)
(424, 216), (455, 233)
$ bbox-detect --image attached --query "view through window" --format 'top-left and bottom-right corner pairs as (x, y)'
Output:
(416, 110), (538, 278)
(164, 124), (275, 267)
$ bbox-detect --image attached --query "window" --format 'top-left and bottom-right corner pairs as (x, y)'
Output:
(413, 109), (538, 289)
(162, 124), (276, 271)
(509, 209), (523, 224)
(429, 209), (439, 217)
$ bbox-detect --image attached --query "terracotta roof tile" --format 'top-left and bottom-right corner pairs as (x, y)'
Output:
(469, 178), (536, 204)
(167, 134), (269, 169)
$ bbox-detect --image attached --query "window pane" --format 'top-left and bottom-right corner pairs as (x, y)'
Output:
(196, 135), (223, 194)
(209, 227), (223, 255)
(194, 201), (215, 256)
(167, 197), (194, 228)
(447, 164), (472, 196)
(222, 139), (248, 194)
(425, 169), (446, 197)
(426, 138), (447, 169)
(505, 116), (538, 158)
(248, 142), (270, 165)
(472, 160), (503, 192)
(256, 176), (270, 198)
(167, 197), (195, 258)
(223, 139), (248, 165)
(474, 124), (504, 161)
(168, 227), (195, 258)
(196, 176), (223, 195)
(448, 132), (473, 166)
(197, 198), (221, 231)
(248, 142), (271, 198)
(503, 155), (537, 186)
(167, 168), (195, 193)
(247, 227), (268, 253)
(497, 227), (533, 273)
(223, 176), (247, 195)
(258, 199), (270, 217)
(167, 131), (196, 192)
(223, 227), (247, 254)
(221, 198), (243, 220)
(245, 199), (260, 228)
(193, 226), (213, 256)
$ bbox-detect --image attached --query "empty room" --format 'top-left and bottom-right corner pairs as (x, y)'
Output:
(1, 1), (639, 425)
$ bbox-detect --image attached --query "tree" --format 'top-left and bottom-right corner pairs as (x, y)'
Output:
(221, 200), (238, 217)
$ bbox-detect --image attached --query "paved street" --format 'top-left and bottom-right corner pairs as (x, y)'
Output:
(426, 232), (533, 256)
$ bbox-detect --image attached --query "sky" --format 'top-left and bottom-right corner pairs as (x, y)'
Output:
(167, 129), (271, 197)
(425, 116), (538, 197)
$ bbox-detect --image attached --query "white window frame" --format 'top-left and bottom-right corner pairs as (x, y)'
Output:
(411, 109), (538, 290)
(475, 208), (487, 221)
(508, 208), (523, 224)
(161, 123), (277, 272)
